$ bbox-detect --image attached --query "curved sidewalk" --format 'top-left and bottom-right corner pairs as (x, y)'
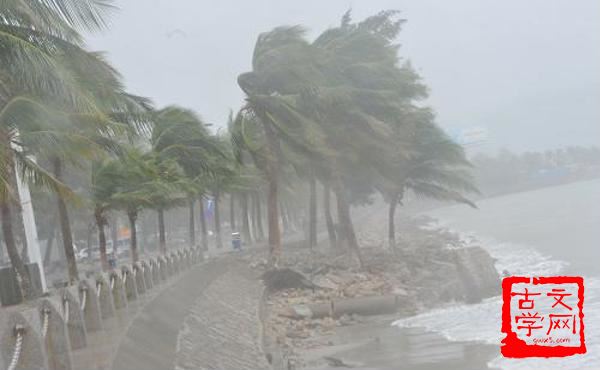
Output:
(109, 256), (270, 370)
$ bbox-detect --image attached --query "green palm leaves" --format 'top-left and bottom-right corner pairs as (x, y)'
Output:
(237, 10), (478, 265)
(1, 0), (122, 291)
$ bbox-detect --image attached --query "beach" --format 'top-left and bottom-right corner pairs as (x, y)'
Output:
(398, 179), (600, 370)
(265, 179), (600, 370)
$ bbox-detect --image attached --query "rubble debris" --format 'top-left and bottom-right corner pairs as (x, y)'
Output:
(262, 268), (317, 292)
(253, 214), (500, 368)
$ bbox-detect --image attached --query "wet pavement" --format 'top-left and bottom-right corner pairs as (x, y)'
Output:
(68, 257), (228, 370)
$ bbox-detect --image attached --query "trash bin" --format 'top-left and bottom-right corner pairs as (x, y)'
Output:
(231, 232), (241, 251)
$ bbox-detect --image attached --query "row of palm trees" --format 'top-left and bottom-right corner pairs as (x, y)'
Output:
(232, 10), (479, 268)
(1, 2), (477, 299)
(0, 0), (233, 296)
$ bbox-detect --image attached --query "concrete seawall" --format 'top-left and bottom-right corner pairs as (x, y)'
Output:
(0, 248), (233, 370)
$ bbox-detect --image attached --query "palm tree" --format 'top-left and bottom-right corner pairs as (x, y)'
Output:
(383, 115), (479, 251)
(100, 149), (168, 262)
(146, 157), (188, 254)
(237, 26), (324, 266)
(91, 159), (122, 269)
(150, 106), (222, 249)
(204, 136), (237, 249)
(234, 24), (364, 265)
(1, 0), (115, 293)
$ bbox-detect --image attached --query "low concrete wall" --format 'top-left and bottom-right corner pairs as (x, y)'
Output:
(0, 247), (202, 370)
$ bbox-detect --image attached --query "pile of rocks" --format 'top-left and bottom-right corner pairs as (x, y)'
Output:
(252, 216), (500, 368)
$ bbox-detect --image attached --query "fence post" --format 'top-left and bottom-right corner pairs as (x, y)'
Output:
(78, 280), (103, 333)
(95, 274), (115, 319)
(121, 266), (138, 302)
(150, 258), (161, 284)
(1, 311), (48, 370)
(109, 271), (128, 310)
(59, 288), (87, 351)
(39, 299), (72, 370)
(141, 261), (153, 290)
(132, 263), (146, 295)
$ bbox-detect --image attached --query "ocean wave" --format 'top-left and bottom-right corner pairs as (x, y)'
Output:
(392, 227), (599, 370)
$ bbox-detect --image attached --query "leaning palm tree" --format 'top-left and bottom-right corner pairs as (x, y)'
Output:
(141, 155), (189, 255)
(1, 0), (115, 293)
(149, 105), (224, 249)
(91, 158), (122, 270)
(382, 113), (479, 251)
(237, 26), (324, 266)
(19, 52), (148, 282)
(102, 149), (166, 262)
(301, 11), (416, 266)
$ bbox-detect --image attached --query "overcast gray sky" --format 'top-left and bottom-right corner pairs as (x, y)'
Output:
(86, 0), (600, 153)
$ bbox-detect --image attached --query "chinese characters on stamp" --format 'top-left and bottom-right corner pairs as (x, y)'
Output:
(501, 276), (586, 358)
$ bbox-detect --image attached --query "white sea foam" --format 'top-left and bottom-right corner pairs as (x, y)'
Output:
(392, 225), (599, 370)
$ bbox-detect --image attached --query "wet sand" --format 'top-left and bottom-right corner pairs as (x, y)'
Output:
(301, 315), (499, 370)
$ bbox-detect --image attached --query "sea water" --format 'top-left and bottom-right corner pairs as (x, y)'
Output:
(393, 178), (600, 370)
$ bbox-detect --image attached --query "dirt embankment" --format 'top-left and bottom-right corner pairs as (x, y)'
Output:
(248, 216), (500, 369)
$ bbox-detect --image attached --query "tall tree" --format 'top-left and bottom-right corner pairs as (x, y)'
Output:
(150, 106), (222, 249)
(1, 0), (117, 289)
(382, 116), (479, 251)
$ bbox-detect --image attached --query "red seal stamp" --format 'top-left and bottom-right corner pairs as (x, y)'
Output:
(501, 276), (586, 358)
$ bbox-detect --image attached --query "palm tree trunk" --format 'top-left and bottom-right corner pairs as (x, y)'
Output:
(266, 173), (281, 266)
(199, 197), (208, 250)
(0, 124), (33, 298)
(111, 216), (119, 255)
(257, 113), (282, 266)
(332, 174), (364, 268)
(286, 204), (295, 233)
(213, 192), (222, 249)
(241, 193), (252, 244)
(388, 192), (399, 253)
(255, 192), (265, 241)
(52, 157), (79, 283)
(157, 208), (166, 254)
(94, 207), (109, 271)
(1, 201), (33, 299)
(250, 193), (259, 240)
(43, 220), (57, 267)
(280, 201), (289, 234)
(309, 176), (317, 249)
(188, 198), (196, 247)
(128, 210), (139, 262)
(229, 194), (236, 231)
(323, 183), (338, 250)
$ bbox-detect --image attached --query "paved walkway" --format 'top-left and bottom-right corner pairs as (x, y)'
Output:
(103, 255), (269, 370)
(175, 259), (270, 369)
